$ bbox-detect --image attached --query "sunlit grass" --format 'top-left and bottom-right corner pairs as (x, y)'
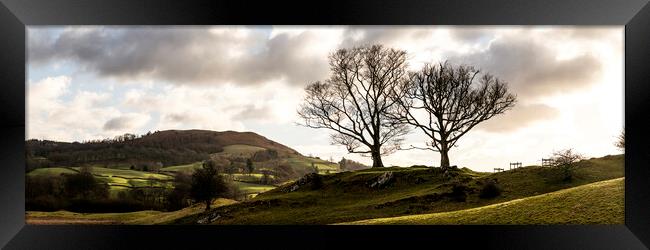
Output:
(340, 178), (624, 225)
(26, 198), (238, 225)
(26, 167), (77, 177)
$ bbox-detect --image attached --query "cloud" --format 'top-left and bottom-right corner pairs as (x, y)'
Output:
(232, 104), (274, 121)
(28, 27), (337, 87)
(476, 104), (560, 133)
(27, 76), (115, 141)
(447, 31), (604, 99)
(103, 113), (150, 131)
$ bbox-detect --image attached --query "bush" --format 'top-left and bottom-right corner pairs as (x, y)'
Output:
(310, 174), (323, 190)
(479, 179), (501, 199)
(449, 183), (468, 202)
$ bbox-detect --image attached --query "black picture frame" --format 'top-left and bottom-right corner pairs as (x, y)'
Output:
(1, 0), (649, 249)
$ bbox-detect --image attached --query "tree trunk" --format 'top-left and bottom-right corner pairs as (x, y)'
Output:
(205, 199), (211, 211)
(371, 148), (384, 168)
(440, 142), (450, 169)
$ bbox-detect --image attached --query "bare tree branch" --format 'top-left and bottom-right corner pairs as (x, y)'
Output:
(389, 61), (517, 169)
(297, 45), (410, 168)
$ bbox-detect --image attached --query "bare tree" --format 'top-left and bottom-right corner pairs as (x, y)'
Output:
(549, 148), (584, 181)
(297, 45), (410, 168)
(615, 130), (625, 151)
(391, 62), (516, 170)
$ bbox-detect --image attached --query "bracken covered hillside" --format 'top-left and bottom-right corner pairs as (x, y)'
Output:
(26, 130), (299, 168)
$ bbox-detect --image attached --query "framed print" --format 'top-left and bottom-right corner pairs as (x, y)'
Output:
(1, 0), (649, 249)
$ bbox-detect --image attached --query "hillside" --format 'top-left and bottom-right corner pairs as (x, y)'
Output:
(25, 130), (348, 208)
(26, 129), (299, 168)
(340, 177), (624, 225)
(174, 154), (624, 225)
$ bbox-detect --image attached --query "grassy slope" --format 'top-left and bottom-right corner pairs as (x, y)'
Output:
(216, 144), (266, 157)
(26, 198), (237, 225)
(174, 154), (623, 225)
(160, 162), (203, 173)
(341, 177), (624, 225)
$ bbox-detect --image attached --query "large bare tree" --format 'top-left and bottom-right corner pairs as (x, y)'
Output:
(297, 45), (410, 168)
(391, 62), (516, 170)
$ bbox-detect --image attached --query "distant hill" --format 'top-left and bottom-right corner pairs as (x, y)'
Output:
(26, 129), (300, 169)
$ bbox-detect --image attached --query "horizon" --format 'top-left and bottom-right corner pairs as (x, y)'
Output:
(26, 26), (624, 172)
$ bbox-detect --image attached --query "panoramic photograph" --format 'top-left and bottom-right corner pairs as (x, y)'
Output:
(25, 26), (624, 225)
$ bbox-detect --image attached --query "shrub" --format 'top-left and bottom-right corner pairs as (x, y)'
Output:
(310, 173), (323, 190)
(449, 183), (468, 202)
(549, 149), (584, 181)
(479, 179), (501, 199)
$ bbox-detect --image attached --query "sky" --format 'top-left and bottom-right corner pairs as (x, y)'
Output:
(26, 26), (624, 172)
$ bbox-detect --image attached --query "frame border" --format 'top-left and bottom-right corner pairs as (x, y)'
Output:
(1, 0), (649, 249)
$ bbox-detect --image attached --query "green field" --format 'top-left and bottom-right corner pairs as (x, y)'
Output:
(284, 156), (340, 173)
(341, 177), (624, 225)
(26, 198), (237, 225)
(27, 165), (277, 199)
(173, 154), (623, 225)
(27, 166), (175, 197)
(160, 162), (203, 173)
(234, 181), (277, 195)
(27, 167), (78, 177)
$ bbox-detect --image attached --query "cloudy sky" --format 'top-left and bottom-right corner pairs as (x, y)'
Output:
(26, 26), (624, 172)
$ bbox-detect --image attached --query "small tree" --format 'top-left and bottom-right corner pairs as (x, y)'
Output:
(226, 161), (237, 179)
(246, 158), (254, 175)
(260, 170), (270, 185)
(64, 166), (108, 200)
(615, 130), (625, 151)
(311, 162), (318, 174)
(166, 172), (192, 211)
(549, 149), (584, 181)
(190, 160), (228, 211)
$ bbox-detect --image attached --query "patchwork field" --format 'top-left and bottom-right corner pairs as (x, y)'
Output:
(27, 166), (278, 199)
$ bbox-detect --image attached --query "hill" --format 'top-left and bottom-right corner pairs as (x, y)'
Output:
(173, 154), (623, 225)
(340, 177), (624, 225)
(26, 129), (299, 168)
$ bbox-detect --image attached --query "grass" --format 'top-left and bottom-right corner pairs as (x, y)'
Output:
(26, 198), (237, 225)
(71, 167), (173, 180)
(173, 154), (623, 225)
(284, 156), (340, 172)
(340, 177), (624, 225)
(26, 167), (78, 177)
(28, 166), (176, 198)
(160, 162), (203, 173)
(230, 173), (275, 183)
(29, 165), (277, 198)
(216, 144), (266, 157)
(233, 181), (277, 195)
